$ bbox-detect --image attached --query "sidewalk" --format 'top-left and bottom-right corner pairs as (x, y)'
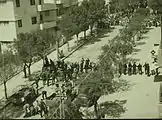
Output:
(0, 29), (90, 101)
(98, 27), (161, 119)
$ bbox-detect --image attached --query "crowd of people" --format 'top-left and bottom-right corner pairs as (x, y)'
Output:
(23, 56), (98, 118)
(118, 62), (160, 77)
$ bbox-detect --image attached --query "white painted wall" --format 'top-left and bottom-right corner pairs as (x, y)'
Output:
(0, 21), (17, 42)
(0, 0), (15, 21)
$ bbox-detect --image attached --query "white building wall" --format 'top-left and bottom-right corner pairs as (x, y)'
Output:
(0, 21), (17, 42)
(0, 0), (15, 21)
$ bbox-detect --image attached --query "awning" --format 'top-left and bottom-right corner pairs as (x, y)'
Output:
(154, 75), (162, 82)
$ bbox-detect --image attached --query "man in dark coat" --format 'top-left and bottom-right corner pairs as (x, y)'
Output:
(123, 63), (127, 75)
(119, 62), (122, 76)
(80, 58), (84, 73)
(137, 63), (142, 75)
(132, 62), (137, 75)
(84, 58), (90, 73)
(128, 62), (132, 75)
(146, 63), (150, 76)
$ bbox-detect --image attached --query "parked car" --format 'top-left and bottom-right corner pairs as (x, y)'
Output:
(10, 85), (38, 106)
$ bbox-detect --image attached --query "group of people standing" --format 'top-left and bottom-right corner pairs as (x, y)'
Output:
(118, 62), (160, 77)
(23, 99), (49, 118)
(38, 56), (98, 87)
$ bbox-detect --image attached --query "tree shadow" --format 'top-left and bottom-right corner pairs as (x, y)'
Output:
(99, 100), (127, 118)
(133, 48), (141, 53)
(136, 41), (146, 46)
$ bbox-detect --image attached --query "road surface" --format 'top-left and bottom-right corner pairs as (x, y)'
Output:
(98, 27), (161, 119)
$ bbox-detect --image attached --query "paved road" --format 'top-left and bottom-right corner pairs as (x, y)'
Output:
(98, 27), (161, 119)
(65, 26), (122, 63)
(16, 26), (122, 119)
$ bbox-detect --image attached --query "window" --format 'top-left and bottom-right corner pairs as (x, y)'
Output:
(15, 0), (20, 7)
(45, 10), (50, 16)
(31, 17), (37, 24)
(17, 20), (22, 27)
(30, 0), (35, 5)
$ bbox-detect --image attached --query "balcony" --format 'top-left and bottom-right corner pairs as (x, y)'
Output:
(37, 4), (56, 12)
(40, 21), (56, 30)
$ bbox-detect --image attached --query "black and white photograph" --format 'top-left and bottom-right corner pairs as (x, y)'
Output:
(0, 0), (162, 119)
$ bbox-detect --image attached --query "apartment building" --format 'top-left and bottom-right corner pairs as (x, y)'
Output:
(0, 0), (78, 52)
(56, 0), (78, 18)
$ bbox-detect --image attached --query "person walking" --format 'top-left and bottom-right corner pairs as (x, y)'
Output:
(42, 90), (47, 100)
(80, 59), (84, 73)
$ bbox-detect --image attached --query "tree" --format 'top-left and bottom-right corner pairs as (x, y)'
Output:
(87, 0), (107, 35)
(0, 50), (19, 99)
(15, 32), (37, 77)
(79, 0), (90, 40)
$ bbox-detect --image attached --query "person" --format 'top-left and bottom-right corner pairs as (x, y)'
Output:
(29, 104), (35, 116)
(84, 58), (90, 73)
(155, 67), (161, 76)
(146, 63), (150, 76)
(44, 55), (49, 67)
(42, 90), (47, 100)
(39, 99), (46, 118)
(118, 62), (122, 76)
(132, 62), (137, 75)
(143, 62), (148, 75)
(128, 62), (132, 75)
(35, 76), (39, 89)
(137, 63), (142, 75)
(51, 71), (56, 85)
(80, 58), (84, 73)
(123, 63), (127, 75)
(23, 103), (30, 118)
(33, 100), (40, 114)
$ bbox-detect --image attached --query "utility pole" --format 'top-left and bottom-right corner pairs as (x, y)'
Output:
(2, 52), (7, 99)
(54, 26), (60, 61)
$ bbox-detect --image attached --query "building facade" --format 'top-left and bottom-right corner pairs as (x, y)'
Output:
(0, 0), (78, 52)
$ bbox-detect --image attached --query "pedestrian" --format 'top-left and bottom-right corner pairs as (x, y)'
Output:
(146, 63), (150, 76)
(44, 55), (49, 67)
(23, 103), (30, 118)
(51, 71), (56, 85)
(29, 104), (35, 116)
(39, 99), (46, 118)
(33, 100), (40, 114)
(132, 62), (137, 75)
(123, 63), (127, 75)
(155, 67), (161, 76)
(137, 63), (143, 75)
(143, 62), (148, 75)
(128, 62), (132, 75)
(119, 62), (122, 76)
(84, 58), (90, 73)
(42, 90), (47, 99)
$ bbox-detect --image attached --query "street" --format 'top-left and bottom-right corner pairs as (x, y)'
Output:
(98, 27), (161, 119)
